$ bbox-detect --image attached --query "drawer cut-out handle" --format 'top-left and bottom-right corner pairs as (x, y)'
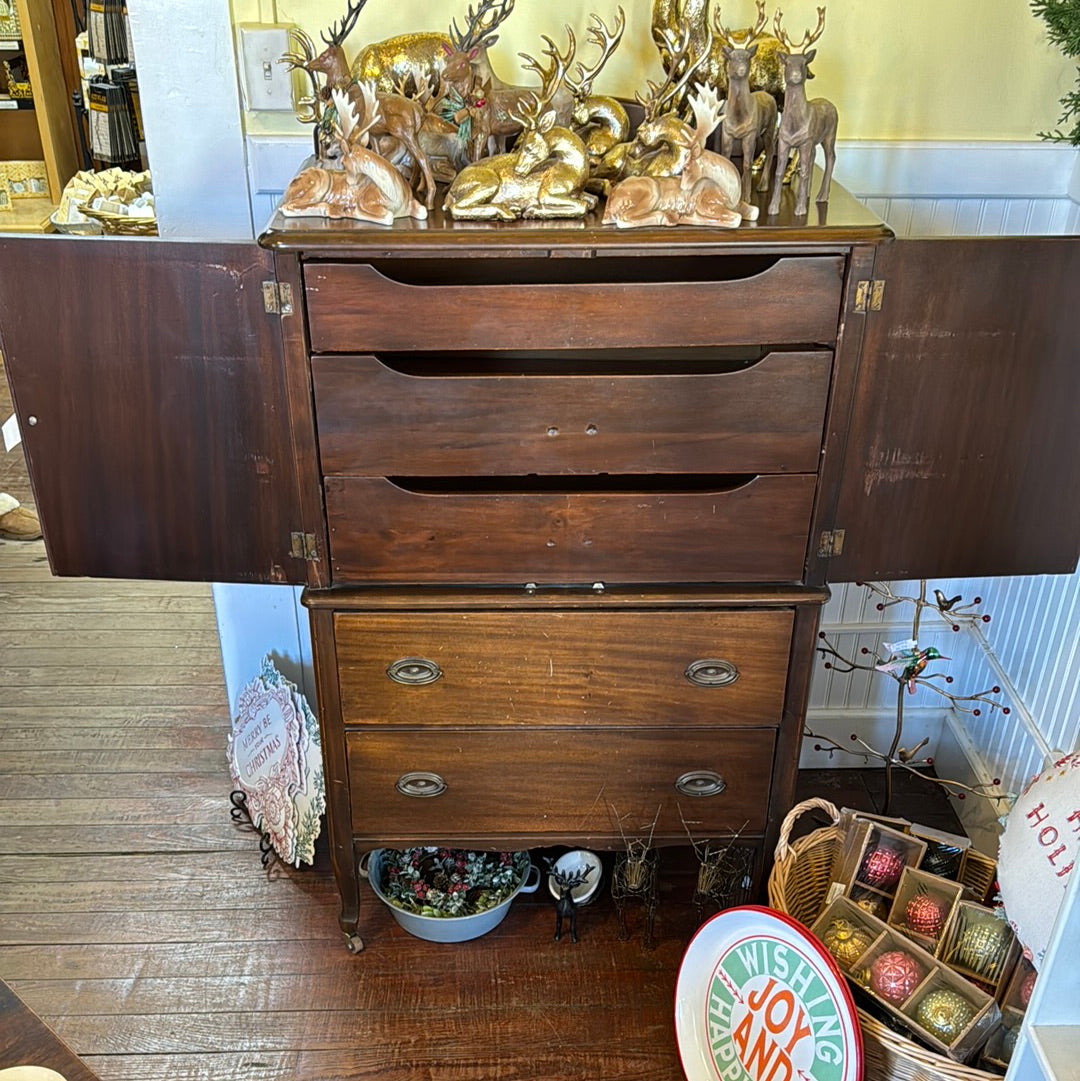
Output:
(395, 771), (447, 798)
(685, 659), (739, 687)
(675, 770), (727, 797)
(387, 657), (443, 685)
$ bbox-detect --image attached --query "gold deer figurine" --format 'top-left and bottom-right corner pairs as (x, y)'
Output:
(279, 86), (428, 225)
(567, 8), (629, 169)
(766, 7), (837, 217)
(652, 0), (785, 112)
(443, 36), (595, 220)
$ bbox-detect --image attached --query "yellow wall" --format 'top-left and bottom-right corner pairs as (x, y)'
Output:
(234, 0), (1077, 141)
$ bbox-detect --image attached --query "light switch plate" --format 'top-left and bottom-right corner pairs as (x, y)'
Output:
(237, 24), (295, 112)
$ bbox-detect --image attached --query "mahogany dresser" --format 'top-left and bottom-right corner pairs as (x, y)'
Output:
(1, 183), (1077, 951)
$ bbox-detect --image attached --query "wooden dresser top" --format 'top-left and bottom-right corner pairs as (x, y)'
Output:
(259, 176), (892, 256)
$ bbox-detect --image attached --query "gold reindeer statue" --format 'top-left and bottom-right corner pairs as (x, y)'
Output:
(351, 0), (517, 100)
(279, 86), (428, 225)
(443, 41), (595, 221)
(567, 8), (629, 170)
(767, 8), (837, 217)
(652, 0), (785, 113)
(603, 83), (757, 228)
(717, 1), (778, 201)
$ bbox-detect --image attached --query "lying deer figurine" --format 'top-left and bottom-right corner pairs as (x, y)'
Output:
(280, 86), (427, 225)
(444, 47), (595, 221)
(603, 83), (756, 229)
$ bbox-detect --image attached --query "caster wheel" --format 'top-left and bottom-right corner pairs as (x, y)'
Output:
(345, 933), (365, 953)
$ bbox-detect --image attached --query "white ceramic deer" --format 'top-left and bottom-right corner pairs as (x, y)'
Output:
(603, 84), (754, 229)
(280, 86), (428, 225)
(766, 8), (837, 217)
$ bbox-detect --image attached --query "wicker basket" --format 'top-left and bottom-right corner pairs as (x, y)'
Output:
(77, 204), (157, 236)
(768, 798), (1001, 1081)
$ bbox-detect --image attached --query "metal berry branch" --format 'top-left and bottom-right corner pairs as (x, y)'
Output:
(808, 579), (1009, 812)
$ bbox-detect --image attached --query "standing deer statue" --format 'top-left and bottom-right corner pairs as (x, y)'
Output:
(279, 0), (440, 208)
(279, 86), (427, 225)
(767, 8), (837, 217)
(350, 0), (517, 100)
(717, 1), (777, 201)
(444, 39), (595, 220)
(652, 0), (785, 115)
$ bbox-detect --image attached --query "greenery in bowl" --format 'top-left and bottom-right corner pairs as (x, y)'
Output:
(380, 847), (530, 918)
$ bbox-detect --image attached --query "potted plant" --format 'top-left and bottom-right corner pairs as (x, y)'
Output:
(362, 847), (539, 942)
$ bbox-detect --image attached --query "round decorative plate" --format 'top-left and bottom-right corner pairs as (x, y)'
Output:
(675, 905), (862, 1081)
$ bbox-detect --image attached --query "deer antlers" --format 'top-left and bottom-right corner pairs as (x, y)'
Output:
(514, 28), (576, 128)
(448, 0), (517, 52)
(322, 0), (368, 48)
(637, 24), (706, 120)
(773, 6), (826, 53)
(715, 0), (768, 49)
(567, 7), (626, 99)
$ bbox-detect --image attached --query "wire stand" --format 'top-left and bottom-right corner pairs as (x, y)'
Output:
(229, 790), (280, 871)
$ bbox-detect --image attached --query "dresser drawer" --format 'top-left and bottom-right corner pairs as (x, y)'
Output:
(303, 257), (844, 352)
(325, 475), (815, 584)
(346, 727), (777, 838)
(333, 608), (793, 728)
(312, 351), (832, 477)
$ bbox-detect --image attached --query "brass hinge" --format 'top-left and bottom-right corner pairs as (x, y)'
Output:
(854, 279), (885, 313)
(818, 529), (846, 558)
(263, 281), (294, 316)
(290, 531), (319, 561)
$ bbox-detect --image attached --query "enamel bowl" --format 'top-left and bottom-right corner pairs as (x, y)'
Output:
(547, 849), (603, 906)
(363, 849), (540, 943)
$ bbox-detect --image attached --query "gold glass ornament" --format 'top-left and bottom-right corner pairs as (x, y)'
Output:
(915, 988), (976, 1044)
(948, 912), (1012, 979)
(821, 917), (872, 968)
(852, 891), (889, 919)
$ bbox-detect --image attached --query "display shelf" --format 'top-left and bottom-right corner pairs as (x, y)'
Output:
(0, 0), (76, 227)
(1027, 1027), (1080, 1081)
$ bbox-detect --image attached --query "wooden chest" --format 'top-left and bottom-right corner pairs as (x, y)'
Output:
(1, 185), (1078, 950)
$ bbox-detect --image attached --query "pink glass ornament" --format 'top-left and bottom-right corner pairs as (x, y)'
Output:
(906, 892), (949, 937)
(859, 846), (905, 890)
(870, 949), (923, 1004)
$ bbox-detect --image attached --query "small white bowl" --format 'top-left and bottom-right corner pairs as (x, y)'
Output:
(547, 849), (602, 906)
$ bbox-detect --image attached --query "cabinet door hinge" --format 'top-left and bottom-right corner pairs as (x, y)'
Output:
(290, 531), (319, 561)
(854, 279), (885, 313)
(263, 281), (294, 317)
(818, 529), (846, 558)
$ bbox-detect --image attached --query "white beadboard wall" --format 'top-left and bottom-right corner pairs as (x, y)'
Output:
(805, 146), (1080, 840)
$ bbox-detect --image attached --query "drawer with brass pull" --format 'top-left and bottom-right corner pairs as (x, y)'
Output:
(345, 727), (777, 840)
(333, 608), (794, 729)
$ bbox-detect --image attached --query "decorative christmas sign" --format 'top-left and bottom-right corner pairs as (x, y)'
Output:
(998, 750), (1080, 968)
(676, 906), (862, 1081)
(227, 656), (325, 867)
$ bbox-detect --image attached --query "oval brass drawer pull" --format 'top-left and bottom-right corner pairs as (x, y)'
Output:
(387, 657), (443, 685)
(684, 659), (739, 687)
(395, 771), (447, 798)
(675, 770), (727, 797)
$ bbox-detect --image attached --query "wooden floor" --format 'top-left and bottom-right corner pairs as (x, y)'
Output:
(0, 364), (965, 1080)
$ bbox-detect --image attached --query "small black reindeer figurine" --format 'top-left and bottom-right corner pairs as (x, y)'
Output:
(550, 864), (593, 943)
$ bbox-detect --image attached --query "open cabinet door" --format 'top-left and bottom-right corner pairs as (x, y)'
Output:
(827, 237), (1080, 583)
(0, 237), (314, 584)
